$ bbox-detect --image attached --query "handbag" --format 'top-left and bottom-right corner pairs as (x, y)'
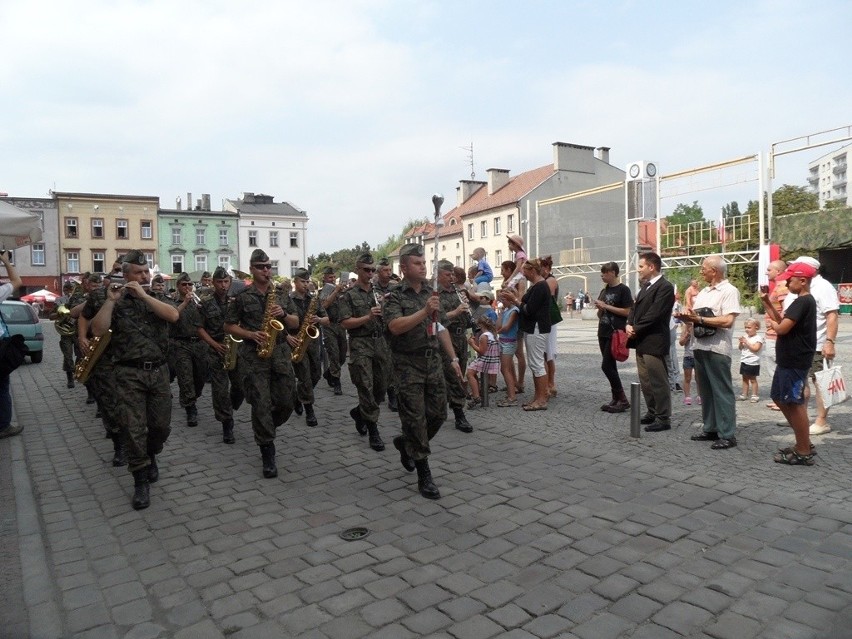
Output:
(549, 296), (563, 325)
(610, 329), (629, 362)
(0, 335), (28, 377)
(814, 360), (849, 409)
(692, 307), (716, 338)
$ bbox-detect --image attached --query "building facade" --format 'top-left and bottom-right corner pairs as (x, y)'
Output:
(808, 143), (850, 209)
(158, 195), (239, 276)
(0, 196), (59, 293)
(53, 192), (160, 277)
(224, 193), (308, 276)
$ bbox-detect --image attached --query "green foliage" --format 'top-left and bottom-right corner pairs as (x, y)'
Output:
(824, 199), (846, 210)
(667, 201), (705, 225)
(374, 217), (429, 260)
(772, 184), (818, 216)
(721, 201), (741, 219)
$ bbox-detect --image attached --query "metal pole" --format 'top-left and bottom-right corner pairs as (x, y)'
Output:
(480, 371), (489, 407)
(629, 382), (641, 438)
(758, 151), (765, 248)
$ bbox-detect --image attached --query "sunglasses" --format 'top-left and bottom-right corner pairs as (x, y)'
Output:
(361, 267), (376, 272)
(252, 264), (272, 270)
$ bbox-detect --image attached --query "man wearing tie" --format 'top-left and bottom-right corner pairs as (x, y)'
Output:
(626, 252), (676, 432)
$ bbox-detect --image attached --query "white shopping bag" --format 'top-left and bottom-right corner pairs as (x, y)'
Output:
(814, 360), (849, 409)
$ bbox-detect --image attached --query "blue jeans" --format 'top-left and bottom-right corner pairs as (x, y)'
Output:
(0, 374), (11, 430)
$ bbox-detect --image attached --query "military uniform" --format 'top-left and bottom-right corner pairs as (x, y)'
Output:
(340, 254), (388, 451)
(319, 268), (347, 394)
(54, 290), (78, 385)
(170, 274), (207, 426)
(290, 292), (326, 411)
(373, 272), (398, 410)
(437, 261), (473, 432)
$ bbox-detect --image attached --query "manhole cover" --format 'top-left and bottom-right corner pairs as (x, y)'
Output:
(339, 527), (370, 541)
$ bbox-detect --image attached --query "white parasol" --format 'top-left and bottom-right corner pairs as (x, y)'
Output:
(0, 200), (44, 250)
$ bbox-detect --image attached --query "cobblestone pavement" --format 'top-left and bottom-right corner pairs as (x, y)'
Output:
(2, 317), (851, 639)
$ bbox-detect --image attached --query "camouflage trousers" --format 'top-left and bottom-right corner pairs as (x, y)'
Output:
(323, 324), (347, 379)
(239, 349), (296, 445)
(205, 346), (238, 423)
(393, 351), (447, 461)
(442, 331), (469, 409)
(91, 361), (121, 437)
(59, 335), (76, 373)
(377, 336), (396, 395)
(170, 339), (208, 408)
(348, 336), (389, 423)
(113, 365), (172, 474)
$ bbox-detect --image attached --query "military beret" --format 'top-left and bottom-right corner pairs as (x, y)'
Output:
(399, 243), (425, 258)
(250, 249), (270, 264)
(437, 259), (454, 271)
(321, 266), (335, 275)
(201, 271), (211, 278)
(356, 253), (374, 266)
(63, 281), (74, 290)
(293, 267), (311, 280)
(122, 249), (147, 265)
(212, 267), (230, 280)
(378, 257), (390, 266)
(176, 272), (192, 284)
(87, 273), (103, 284)
(152, 274), (165, 283)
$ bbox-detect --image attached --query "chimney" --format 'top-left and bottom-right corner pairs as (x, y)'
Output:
(456, 180), (486, 206)
(202, 194), (211, 211)
(241, 192), (255, 204)
(176, 196), (182, 210)
(186, 192), (192, 211)
(553, 142), (595, 174)
(596, 147), (611, 164)
(486, 168), (510, 195)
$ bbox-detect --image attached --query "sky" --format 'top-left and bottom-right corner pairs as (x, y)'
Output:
(2, 0), (851, 255)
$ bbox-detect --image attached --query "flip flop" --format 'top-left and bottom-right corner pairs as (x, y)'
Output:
(522, 404), (547, 411)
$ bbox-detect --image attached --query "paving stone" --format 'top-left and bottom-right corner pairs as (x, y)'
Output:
(609, 592), (663, 623)
(173, 619), (226, 639)
(704, 611), (762, 639)
(571, 611), (634, 639)
(557, 592), (608, 623)
(521, 613), (574, 638)
(591, 574), (639, 601)
(400, 607), (453, 634)
(486, 603), (532, 629)
(438, 595), (488, 622)
(123, 622), (168, 639)
(652, 601), (714, 635)
(277, 603), (333, 635)
(397, 582), (452, 611)
(360, 596), (409, 626)
(319, 611), (375, 639)
(446, 614), (505, 639)
(111, 598), (153, 625)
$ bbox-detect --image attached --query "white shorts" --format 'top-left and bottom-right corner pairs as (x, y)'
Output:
(545, 325), (558, 361)
(525, 329), (548, 378)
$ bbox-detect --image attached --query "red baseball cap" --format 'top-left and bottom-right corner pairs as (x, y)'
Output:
(776, 262), (817, 281)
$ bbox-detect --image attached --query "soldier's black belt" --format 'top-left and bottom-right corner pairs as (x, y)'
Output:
(452, 327), (466, 335)
(399, 348), (437, 359)
(174, 336), (200, 341)
(116, 359), (165, 370)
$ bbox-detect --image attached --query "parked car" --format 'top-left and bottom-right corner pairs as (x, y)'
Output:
(1, 300), (44, 363)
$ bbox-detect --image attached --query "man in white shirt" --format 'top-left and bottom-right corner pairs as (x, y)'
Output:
(0, 250), (24, 438)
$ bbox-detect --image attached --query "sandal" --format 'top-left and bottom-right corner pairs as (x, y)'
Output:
(516, 386), (525, 394)
(466, 398), (481, 410)
(488, 385), (499, 394)
(777, 444), (817, 456)
(773, 449), (815, 465)
(522, 403), (547, 411)
(497, 398), (519, 407)
(749, 395), (759, 403)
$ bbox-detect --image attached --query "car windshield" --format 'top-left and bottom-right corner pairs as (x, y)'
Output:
(0, 303), (37, 324)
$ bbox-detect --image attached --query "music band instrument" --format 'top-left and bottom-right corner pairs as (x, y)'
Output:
(223, 334), (242, 370)
(427, 194), (444, 336)
(74, 330), (112, 383)
(291, 294), (320, 363)
(257, 287), (284, 359)
(54, 304), (76, 337)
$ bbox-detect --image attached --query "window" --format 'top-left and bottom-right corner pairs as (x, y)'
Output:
(495, 250), (502, 265)
(467, 224), (474, 241)
(456, 256), (461, 266)
(507, 214), (515, 233)
(65, 217), (78, 238)
(92, 252), (105, 273)
(218, 255), (230, 269)
(219, 228), (228, 246)
(480, 221), (487, 238)
(248, 230), (258, 247)
(270, 260), (279, 276)
(196, 228), (205, 245)
(31, 244), (45, 266)
(116, 219), (128, 239)
(494, 217), (501, 235)
(171, 228), (182, 245)
(171, 256), (183, 273)
(141, 220), (153, 239)
(144, 252), (154, 269)
(289, 232), (299, 248)
(195, 255), (207, 271)
(91, 218), (104, 239)
(67, 252), (80, 273)
(269, 231), (279, 247)
(290, 260), (299, 276)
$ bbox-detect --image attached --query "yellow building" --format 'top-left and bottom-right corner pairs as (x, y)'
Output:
(53, 191), (160, 276)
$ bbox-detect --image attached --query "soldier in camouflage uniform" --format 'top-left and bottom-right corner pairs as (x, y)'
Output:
(225, 249), (299, 478)
(373, 258), (398, 411)
(91, 250), (179, 510)
(318, 266), (348, 395)
(51, 281), (78, 388)
(288, 268), (329, 428)
(170, 273), (208, 427)
(437, 260), (474, 433)
(340, 253), (387, 452)
(197, 267), (239, 444)
(72, 273), (102, 405)
(383, 243), (462, 500)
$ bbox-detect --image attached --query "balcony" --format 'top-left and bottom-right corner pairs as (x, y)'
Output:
(807, 175), (819, 185)
(833, 177), (846, 188)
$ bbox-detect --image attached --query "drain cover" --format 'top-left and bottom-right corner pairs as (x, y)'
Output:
(339, 527), (370, 541)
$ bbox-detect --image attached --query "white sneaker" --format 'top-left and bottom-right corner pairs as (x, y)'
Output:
(809, 423), (831, 436)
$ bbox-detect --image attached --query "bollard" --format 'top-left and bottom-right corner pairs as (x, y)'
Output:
(480, 372), (489, 407)
(630, 382), (641, 438)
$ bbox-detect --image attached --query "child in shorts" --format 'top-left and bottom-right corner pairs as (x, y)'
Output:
(466, 315), (501, 409)
(738, 318), (765, 402)
(679, 322), (700, 405)
(495, 290), (519, 407)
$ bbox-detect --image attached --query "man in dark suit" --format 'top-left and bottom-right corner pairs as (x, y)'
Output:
(626, 252), (675, 432)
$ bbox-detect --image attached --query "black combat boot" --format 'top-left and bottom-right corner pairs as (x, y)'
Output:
(110, 434), (127, 467)
(186, 404), (198, 427)
(260, 443), (277, 478)
(366, 422), (385, 451)
(387, 387), (398, 412)
(86, 387), (96, 404)
(393, 436), (415, 472)
(332, 378), (342, 396)
(222, 419), (235, 444)
(294, 401), (303, 416)
(132, 469), (150, 510)
(66, 371), (75, 389)
(453, 406), (473, 433)
(414, 459), (440, 500)
(350, 406), (367, 435)
(304, 404), (318, 427)
(147, 454), (159, 483)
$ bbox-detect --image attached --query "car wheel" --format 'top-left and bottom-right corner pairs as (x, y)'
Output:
(30, 351), (43, 364)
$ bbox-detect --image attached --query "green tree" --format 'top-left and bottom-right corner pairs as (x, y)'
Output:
(721, 201), (741, 219)
(662, 201), (705, 253)
(771, 184), (818, 216)
(374, 217), (429, 260)
(667, 201), (705, 225)
(824, 199), (846, 209)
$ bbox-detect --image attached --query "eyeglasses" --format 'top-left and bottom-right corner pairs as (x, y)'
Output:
(180, 282), (194, 286)
(252, 264), (272, 270)
(361, 267), (376, 273)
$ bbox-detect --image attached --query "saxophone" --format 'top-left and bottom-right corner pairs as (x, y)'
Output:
(291, 294), (320, 363)
(74, 330), (112, 383)
(257, 287), (284, 359)
(222, 334), (242, 370)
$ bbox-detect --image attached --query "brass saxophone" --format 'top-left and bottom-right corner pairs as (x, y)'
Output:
(74, 330), (112, 383)
(257, 287), (284, 359)
(223, 334), (242, 370)
(291, 294), (320, 363)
